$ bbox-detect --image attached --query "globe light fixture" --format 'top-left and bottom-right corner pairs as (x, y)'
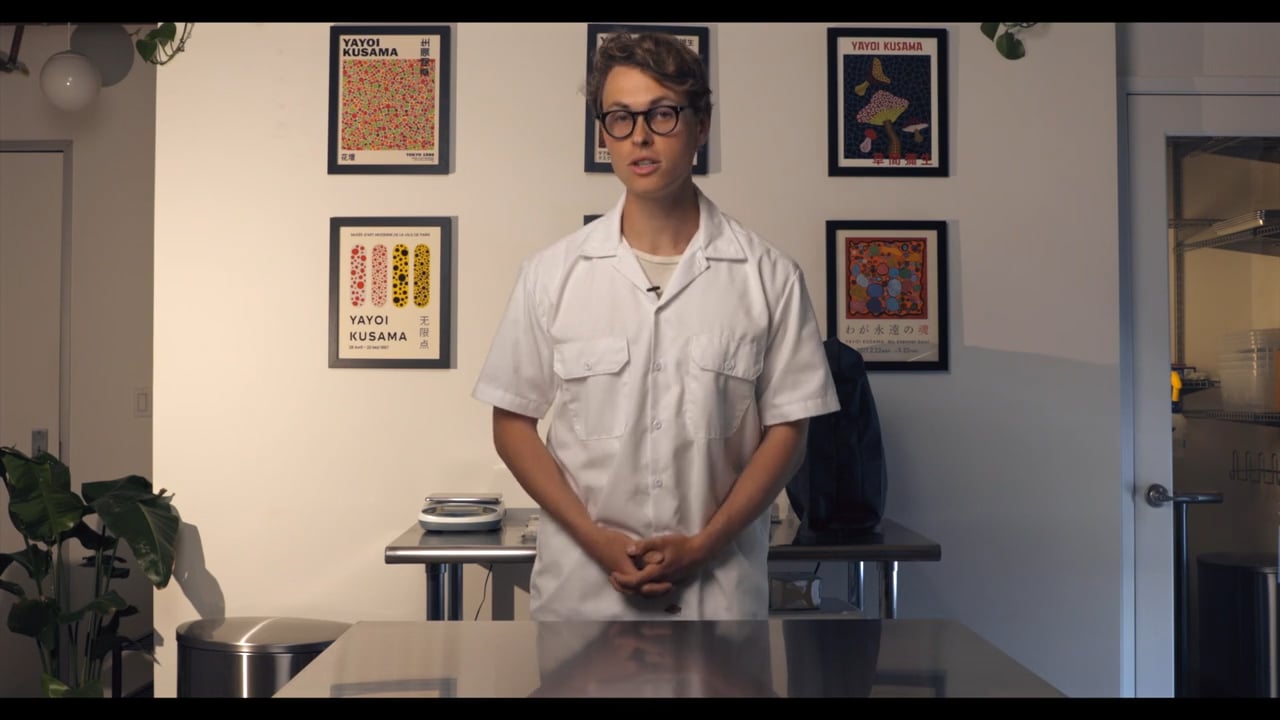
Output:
(40, 50), (101, 111)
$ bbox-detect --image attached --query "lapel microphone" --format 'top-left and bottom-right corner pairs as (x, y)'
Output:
(646, 286), (661, 293)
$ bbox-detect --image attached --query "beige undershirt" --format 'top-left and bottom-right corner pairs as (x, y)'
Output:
(629, 244), (683, 298)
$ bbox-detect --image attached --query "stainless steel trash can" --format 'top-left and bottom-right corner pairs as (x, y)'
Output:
(176, 616), (351, 698)
(1196, 552), (1278, 698)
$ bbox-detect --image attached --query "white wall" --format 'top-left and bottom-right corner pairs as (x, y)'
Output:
(1118, 23), (1280, 88)
(147, 21), (1123, 698)
(0, 24), (156, 696)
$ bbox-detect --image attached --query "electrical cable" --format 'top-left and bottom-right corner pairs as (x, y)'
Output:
(473, 567), (492, 621)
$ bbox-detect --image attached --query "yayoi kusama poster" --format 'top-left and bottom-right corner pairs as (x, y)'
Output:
(329, 217), (454, 369)
(328, 26), (452, 174)
(826, 27), (948, 177)
(825, 220), (949, 372)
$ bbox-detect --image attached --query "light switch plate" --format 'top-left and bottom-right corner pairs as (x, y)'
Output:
(32, 428), (48, 455)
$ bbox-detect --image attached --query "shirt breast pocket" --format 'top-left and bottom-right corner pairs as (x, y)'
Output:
(554, 337), (630, 440)
(684, 334), (763, 439)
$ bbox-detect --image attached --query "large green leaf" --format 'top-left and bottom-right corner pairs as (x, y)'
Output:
(60, 589), (129, 624)
(42, 674), (103, 698)
(980, 22), (1000, 41)
(7, 490), (84, 544)
(1, 448), (72, 492)
(8, 596), (59, 646)
(89, 604), (138, 662)
(87, 482), (181, 589)
(0, 577), (22, 598)
(82, 475), (155, 504)
(1, 449), (85, 543)
(1, 545), (52, 586)
(66, 518), (112, 551)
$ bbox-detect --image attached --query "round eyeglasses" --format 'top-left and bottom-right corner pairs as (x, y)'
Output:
(596, 105), (688, 140)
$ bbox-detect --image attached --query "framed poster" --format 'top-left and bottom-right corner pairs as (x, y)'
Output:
(826, 220), (948, 371)
(827, 27), (948, 177)
(584, 23), (709, 175)
(329, 217), (454, 369)
(328, 25), (452, 174)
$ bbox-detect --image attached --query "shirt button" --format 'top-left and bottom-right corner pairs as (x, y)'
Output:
(723, 361), (735, 371)
(583, 361), (592, 371)
(653, 361), (663, 372)
(652, 420), (662, 431)
(654, 479), (663, 488)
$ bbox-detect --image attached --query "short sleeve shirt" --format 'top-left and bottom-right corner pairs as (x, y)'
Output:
(473, 189), (840, 620)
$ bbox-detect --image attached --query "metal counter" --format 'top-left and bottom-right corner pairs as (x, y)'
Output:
(275, 617), (1064, 698)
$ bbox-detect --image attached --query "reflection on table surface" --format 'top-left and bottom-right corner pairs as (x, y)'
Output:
(276, 618), (1063, 698)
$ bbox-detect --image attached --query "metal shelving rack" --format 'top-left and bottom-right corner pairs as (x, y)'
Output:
(1172, 207), (1280, 429)
(1175, 212), (1280, 256)
(1181, 410), (1280, 428)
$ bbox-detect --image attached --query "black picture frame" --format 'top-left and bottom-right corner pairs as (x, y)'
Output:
(827, 27), (948, 177)
(329, 216), (454, 369)
(826, 220), (949, 371)
(328, 25), (452, 175)
(584, 23), (710, 175)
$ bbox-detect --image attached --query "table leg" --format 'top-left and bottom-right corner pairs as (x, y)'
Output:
(879, 561), (898, 619)
(847, 561), (865, 612)
(426, 563), (444, 621)
(447, 563), (463, 621)
(489, 564), (518, 621)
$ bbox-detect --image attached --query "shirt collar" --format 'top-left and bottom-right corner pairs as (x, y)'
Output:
(578, 188), (746, 261)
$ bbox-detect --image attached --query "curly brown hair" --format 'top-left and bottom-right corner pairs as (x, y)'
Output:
(585, 30), (712, 120)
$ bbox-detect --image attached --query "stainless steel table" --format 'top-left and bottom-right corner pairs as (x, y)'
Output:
(385, 508), (941, 622)
(275, 617), (1064, 698)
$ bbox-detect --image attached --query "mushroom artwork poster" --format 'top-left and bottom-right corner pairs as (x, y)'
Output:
(827, 27), (948, 177)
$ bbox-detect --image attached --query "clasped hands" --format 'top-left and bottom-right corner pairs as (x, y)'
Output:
(594, 526), (709, 598)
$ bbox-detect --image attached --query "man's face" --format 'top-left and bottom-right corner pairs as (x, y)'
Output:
(599, 65), (707, 201)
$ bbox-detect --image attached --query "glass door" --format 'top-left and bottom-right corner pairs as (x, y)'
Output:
(1125, 92), (1280, 698)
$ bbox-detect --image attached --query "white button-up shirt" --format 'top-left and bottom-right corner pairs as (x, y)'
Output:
(473, 189), (839, 620)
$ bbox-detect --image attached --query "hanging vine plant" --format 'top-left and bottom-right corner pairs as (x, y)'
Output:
(981, 23), (1039, 60)
(132, 23), (193, 66)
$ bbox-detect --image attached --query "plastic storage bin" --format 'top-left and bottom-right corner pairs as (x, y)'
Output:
(1218, 329), (1280, 411)
(176, 616), (351, 698)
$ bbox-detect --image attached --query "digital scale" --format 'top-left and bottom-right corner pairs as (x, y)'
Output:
(418, 493), (505, 532)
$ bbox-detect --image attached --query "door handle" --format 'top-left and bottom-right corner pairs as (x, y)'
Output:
(1144, 483), (1223, 508)
(1145, 481), (1224, 697)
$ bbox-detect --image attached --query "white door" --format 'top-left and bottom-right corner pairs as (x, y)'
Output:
(1125, 92), (1280, 698)
(0, 146), (67, 697)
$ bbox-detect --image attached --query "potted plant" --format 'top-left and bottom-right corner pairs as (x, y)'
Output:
(0, 446), (180, 697)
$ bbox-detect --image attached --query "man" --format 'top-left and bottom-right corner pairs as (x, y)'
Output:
(472, 31), (838, 620)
